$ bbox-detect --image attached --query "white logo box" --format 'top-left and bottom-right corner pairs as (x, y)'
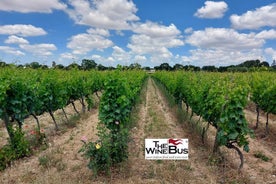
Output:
(145, 139), (189, 160)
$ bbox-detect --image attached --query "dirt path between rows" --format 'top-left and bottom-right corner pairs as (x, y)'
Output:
(241, 109), (276, 183)
(115, 77), (220, 184)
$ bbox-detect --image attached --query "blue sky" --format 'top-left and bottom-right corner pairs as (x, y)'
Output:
(0, 0), (276, 67)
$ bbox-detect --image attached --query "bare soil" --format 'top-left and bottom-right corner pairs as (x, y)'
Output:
(0, 78), (275, 184)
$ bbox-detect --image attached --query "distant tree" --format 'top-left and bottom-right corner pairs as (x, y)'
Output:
(193, 66), (201, 71)
(55, 64), (65, 69)
(227, 67), (248, 72)
(81, 59), (97, 70)
(202, 65), (217, 72)
(183, 65), (200, 71)
(25, 62), (41, 69)
(116, 64), (123, 70)
(143, 66), (151, 71)
(129, 63), (142, 70)
(238, 59), (261, 68)
(0, 61), (7, 67)
(154, 63), (172, 71)
(183, 65), (189, 70)
(122, 65), (128, 70)
(272, 60), (276, 70)
(41, 65), (48, 69)
(218, 66), (228, 72)
(108, 66), (116, 70)
(260, 61), (269, 67)
(66, 63), (80, 70)
(272, 59), (276, 66)
(52, 61), (56, 68)
(173, 64), (184, 70)
(97, 64), (107, 71)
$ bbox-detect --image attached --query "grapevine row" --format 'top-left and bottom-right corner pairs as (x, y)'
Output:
(153, 71), (253, 170)
(0, 68), (104, 132)
(249, 72), (276, 134)
(80, 70), (148, 174)
(0, 68), (106, 169)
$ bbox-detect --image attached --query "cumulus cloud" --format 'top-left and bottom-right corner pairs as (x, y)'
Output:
(19, 43), (57, 56)
(128, 22), (184, 62)
(184, 27), (193, 34)
(60, 52), (76, 59)
(194, 1), (228, 19)
(265, 48), (276, 59)
(132, 21), (181, 37)
(128, 34), (173, 56)
(66, 0), (139, 30)
(0, 0), (66, 13)
(5, 35), (29, 44)
(186, 28), (264, 51)
(134, 55), (147, 62)
(87, 28), (110, 37)
(0, 24), (47, 37)
(89, 54), (115, 66)
(0, 46), (25, 56)
(230, 3), (276, 30)
(112, 46), (131, 62)
(256, 29), (276, 40)
(183, 27), (273, 66)
(67, 29), (113, 55)
(182, 49), (262, 66)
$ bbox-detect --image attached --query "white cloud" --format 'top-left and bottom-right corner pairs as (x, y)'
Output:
(60, 52), (76, 59)
(0, 46), (25, 56)
(184, 27), (193, 34)
(107, 57), (115, 62)
(0, 0), (66, 13)
(67, 29), (113, 55)
(194, 1), (228, 19)
(128, 22), (184, 63)
(256, 29), (276, 40)
(182, 49), (262, 66)
(128, 34), (175, 57)
(91, 54), (102, 60)
(183, 27), (273, 66)
(66, 0), (139, 30)
(112, 46), (131, 62)
(59, 52), (80, 65)
(20, 43), (57, 56)
(132, 21), (181, 38)
(186, 28), (264, 51)
(89, 54), (115, 66)
(265, 48), (276, 59)
(5, 35), (29, 44)
(87, 28), (110, 37)
(115, 30), (125, 36)
(230, 3), (276, 30)
(0, 24), (47, 37)
(134, 55), (147, 62)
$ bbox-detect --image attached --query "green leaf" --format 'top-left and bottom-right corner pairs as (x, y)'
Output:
(228, 132), (238, 140)
(243, 144), (250, 152)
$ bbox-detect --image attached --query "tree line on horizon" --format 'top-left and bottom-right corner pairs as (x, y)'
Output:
(0, 59), (275, 72)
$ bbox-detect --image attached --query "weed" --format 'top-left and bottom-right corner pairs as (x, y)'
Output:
(254, 151), (271, 162)
(67, 114), (81, 128)
(156, 160), (163, 164)
(38, 149), (66, 171)
(38, 155), (50, 168)
(71, 164), (82, 172)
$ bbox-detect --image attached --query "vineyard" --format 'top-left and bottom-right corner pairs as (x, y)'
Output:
(0, 68), (276, 183)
